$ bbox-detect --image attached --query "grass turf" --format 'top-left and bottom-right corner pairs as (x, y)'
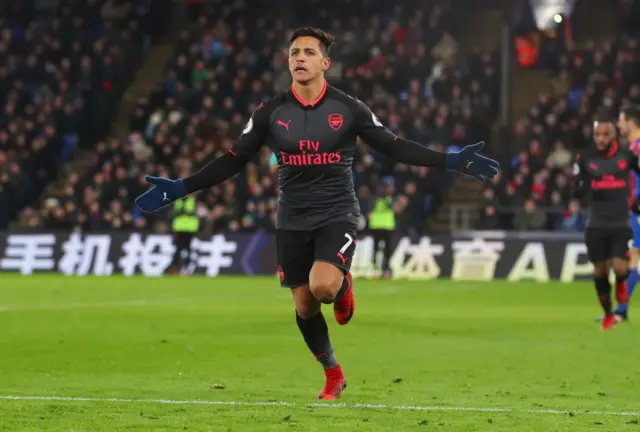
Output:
(1, 275), (639, 431)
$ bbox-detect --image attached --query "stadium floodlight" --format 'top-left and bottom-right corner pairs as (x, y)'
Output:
(529, 0), (576, 30)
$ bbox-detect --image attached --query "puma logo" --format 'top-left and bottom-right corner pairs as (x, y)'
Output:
(163, 192), (169, 202)
(276, 120), (291, 131)
(337, 252), (348, 265)
(465, 160), (473, 169)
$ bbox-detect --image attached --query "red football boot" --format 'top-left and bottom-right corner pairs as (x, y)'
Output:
(601, 314), (616, 331)
(334, 272), (355, 325)
(616, 279), (629, 306)
(317, 365), (347, 400)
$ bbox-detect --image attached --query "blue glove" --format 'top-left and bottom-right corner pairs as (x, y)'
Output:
(135, 176), (187, 213)
(445, 141), (500, 183)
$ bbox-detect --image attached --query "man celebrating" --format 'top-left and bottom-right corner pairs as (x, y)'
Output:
(574, 114), (640, 330)
(135, 27), (500, 399)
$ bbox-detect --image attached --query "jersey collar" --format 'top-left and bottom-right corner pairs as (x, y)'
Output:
(291, 79), (327, 107)
(604, 140), (619, 158)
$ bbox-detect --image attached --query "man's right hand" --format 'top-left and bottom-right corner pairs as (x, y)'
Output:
(135, 176), (187, 213)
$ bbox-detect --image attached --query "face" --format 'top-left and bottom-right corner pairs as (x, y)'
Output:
(525, 200), (535, 212)
(569, 200), (579, 213)
(289, 36), (330, 84)
(593, 121), (616, 152)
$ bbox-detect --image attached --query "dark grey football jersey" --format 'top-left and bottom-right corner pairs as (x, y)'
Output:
(231, 82), (399, 230)
(574, 142), (640, 228)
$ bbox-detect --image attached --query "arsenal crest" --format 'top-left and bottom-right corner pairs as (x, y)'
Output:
(328, 114), (343, 131)
(619, 159), (627, 170)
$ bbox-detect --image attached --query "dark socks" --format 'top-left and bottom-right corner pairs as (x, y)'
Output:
(595, 275), (613, 316)
(334, 276), (350, 301)
(296, 312), (338, 370)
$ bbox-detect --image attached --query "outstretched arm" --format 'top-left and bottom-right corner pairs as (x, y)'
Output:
(353, 101), (445, 166)
(353, 100), (499, 182)
(182, 150), (251, 194)
(135, 105), (269, 213)
(183, 106), (269, 193)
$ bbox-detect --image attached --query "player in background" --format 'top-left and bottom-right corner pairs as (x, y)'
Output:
(573, 114), (640, 330)
(616, 103), (640, 320)
(134, 28), (500, 399)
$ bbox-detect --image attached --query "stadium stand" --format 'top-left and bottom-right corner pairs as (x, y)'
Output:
(0, 0), (172, 230)
(16, 0), (499, 235)
(478, 2), (640, 231)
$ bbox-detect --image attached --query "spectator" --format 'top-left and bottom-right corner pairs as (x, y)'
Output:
(547, 140), (573, 169)
(1, 0), (167, 229)
(432, 32), (458, 64)
(560, 199), (587, 232)
(513, 199), (547, 231)
(481, 18), (640, 231)
(19, 1), (500, 234)
(475, 205), (501, 230)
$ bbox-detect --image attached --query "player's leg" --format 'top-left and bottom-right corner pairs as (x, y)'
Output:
(293, 281), (346, 401)
(305, 221), (356, 401)
(309, 221), (357, 324)
(612, 257), (630, 319)
(291, 284), (345, 400)
(586, 229), (615, 329)
(617, 217), (639, 317)
(292, 285), (336, 367)
(611, 228), (632, 320)
(277, 229), (344, 399)
(618, 248), (639, 317)
(593, 260), (615, 329)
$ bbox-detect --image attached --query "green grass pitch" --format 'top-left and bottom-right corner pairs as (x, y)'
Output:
(1, 275), (639, 431)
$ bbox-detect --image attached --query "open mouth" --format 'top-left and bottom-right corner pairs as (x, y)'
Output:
(294, 66), (307, 72)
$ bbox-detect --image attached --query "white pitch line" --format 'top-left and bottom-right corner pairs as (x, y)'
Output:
(0, 395), (639, 417)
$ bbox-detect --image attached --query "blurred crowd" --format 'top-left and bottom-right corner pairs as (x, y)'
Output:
(8, 0), (639, 234)
(17, 0), (499, 234)
(478, 3), (640, 232)
(0, 0), (171, 229)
